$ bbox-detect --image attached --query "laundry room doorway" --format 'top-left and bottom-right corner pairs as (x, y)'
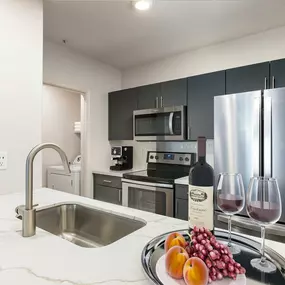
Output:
(42, 83), (86, 196)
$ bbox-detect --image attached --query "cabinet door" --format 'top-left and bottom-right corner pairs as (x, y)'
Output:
(94, 184), (122, 205)
(187, 71), (225, 140)
(175, 198), (188, 221)
(108, 88), (138, 140)
(226, 62), (270, 94)
(137, 84), (161, 109)
(161, 78), (187, 107)
(270, 59), (285, 88)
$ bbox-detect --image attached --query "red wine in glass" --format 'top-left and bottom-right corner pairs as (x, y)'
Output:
(218, 194), (244, 214)
(247, 201), (281, 224)
(246, 176), (282, 273)
(216, 173), (245, 255)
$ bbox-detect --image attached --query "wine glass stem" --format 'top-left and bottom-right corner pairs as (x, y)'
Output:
(228, 215), (232, 247)
(260, 226), (266, 264)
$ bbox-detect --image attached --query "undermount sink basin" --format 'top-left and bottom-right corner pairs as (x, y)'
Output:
(35, 203), (146, 248)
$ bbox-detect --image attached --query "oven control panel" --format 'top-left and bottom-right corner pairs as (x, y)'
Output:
(147, 151), (194, 166)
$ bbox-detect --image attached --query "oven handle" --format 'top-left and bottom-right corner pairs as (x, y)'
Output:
(122, 178), (173, 190)
(169, 112), (174, 135)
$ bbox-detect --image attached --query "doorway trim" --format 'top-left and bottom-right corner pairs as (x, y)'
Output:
(43, 82), (89, 197)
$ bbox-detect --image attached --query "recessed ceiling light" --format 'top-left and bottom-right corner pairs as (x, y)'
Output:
(132, 0), (153, 11)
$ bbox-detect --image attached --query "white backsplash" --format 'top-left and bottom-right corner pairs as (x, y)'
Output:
(109, 140), (214, 170)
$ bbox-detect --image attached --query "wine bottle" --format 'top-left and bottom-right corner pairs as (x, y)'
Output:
(188, 136), (214, 232)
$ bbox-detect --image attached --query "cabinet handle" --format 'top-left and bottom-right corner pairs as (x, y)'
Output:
(160, 96), (163, 108)
(118, 189), (121, 203)
(175, 199), (178, 217)
(155, 97), (158, 108)
(272, 76), (275, 89)
(264, 77), (268, 89)
(187, 126), (190, 140)
(71, 180), (73, 187)
(103, 179), (112, 183)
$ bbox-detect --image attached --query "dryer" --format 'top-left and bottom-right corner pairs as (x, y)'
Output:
(47, 156), (81, 195)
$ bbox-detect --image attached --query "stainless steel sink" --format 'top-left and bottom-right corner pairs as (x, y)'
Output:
(34, 203), (146, 248)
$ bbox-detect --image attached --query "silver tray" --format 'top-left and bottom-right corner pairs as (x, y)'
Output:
(141, 229), (285, 285)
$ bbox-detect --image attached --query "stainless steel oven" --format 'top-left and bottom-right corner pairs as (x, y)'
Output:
(133, 105), (186, 141)
(122, 179), (173, 217)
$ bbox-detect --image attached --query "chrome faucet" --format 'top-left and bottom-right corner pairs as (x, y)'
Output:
(16, 143), (71, 237)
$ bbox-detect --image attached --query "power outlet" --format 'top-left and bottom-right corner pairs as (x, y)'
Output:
(0, 152), (7, 170)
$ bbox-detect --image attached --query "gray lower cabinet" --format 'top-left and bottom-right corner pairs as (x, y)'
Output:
(94, 184), (122, 205)
(175, 184), (188, 221)
(175, 198), (188, 221)
(93, 174), (122, 205)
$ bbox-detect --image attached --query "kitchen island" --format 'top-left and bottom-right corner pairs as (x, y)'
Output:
(0, 188), (284, 284)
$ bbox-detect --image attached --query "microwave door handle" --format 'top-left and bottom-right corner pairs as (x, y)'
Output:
(169, 112), (174, 135)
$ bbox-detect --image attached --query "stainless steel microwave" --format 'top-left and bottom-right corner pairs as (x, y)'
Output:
(133, 106), (186, 141)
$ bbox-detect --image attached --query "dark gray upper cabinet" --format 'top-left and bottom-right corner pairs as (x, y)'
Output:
(270, 59), (285, 88)
(108, 88), (138, 140)
(160, 78), (187, 107)
(187, 71), (225, 140)
(226, 62), (270, 94)
(137, 83), (160, 109)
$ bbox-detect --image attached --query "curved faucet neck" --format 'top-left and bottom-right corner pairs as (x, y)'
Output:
(25, 143), (71, 210)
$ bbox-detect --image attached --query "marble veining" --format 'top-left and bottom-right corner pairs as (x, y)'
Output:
(0, 188), (284, 285)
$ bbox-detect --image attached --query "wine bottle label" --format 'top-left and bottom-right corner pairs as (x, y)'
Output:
(188, 185), (214, 230)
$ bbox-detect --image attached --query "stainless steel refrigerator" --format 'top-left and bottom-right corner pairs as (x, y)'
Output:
(214, 87), (285, 241)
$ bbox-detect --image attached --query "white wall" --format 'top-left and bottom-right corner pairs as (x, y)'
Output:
(123, 25), (285, 88)
(43, 41), (121, 198)
(42, 85), (81, 185)
(121, 26), (285, 168)
(0, 0), (43, 194)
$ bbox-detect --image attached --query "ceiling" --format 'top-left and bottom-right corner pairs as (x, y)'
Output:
(44, 0), (285, 69)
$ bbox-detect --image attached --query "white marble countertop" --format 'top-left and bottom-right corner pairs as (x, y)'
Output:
(0, 188), (284, 285)
(92, 168), (144, 177)
(174, 176), (188, 185)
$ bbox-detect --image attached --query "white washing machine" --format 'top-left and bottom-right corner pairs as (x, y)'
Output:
(47, 155), (81, 195)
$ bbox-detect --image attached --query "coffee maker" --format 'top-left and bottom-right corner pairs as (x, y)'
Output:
(110, 146), (133, 171)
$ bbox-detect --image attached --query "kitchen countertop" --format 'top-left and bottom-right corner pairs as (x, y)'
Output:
(174, 175), (188, 185)
(0, 188), (284, 284)
(93, 168), (144, 177)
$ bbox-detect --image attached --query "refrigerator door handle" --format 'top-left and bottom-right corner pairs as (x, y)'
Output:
(264, 95), (272, 177)
(264, 77), (268, 89)
(253, 96), (262, 177)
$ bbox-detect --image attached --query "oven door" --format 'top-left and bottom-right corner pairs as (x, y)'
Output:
(122, 179), (174, 217)
(133, 106), (186, 141)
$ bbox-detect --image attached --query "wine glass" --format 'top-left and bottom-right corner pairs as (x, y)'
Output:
(247, 177), (282, 273)
(217, 173), (245, 254)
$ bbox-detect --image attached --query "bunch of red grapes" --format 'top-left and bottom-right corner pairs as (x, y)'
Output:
(185, 226), (246, 284)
